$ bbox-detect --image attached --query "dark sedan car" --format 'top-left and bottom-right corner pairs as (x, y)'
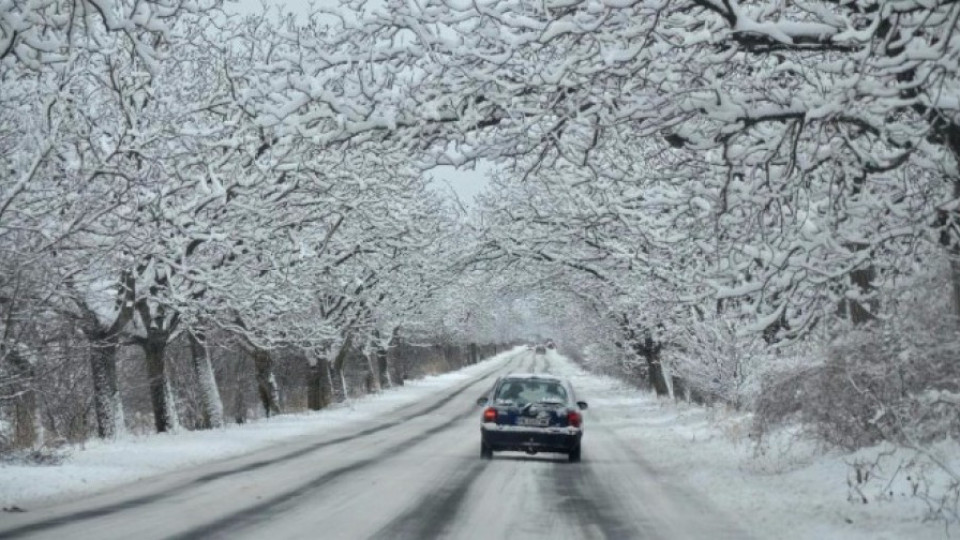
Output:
(477, 374), (587, 462)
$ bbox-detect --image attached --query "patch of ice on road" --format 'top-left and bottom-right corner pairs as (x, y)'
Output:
(543, 350), (955, 540)
(0, 348), (521, 508)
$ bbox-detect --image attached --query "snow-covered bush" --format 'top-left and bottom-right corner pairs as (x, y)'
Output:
(845, 443), (960, 528)
(576, 342), (627, 378)
(665, 312), (769, 408)
(754, 316), (960, 450)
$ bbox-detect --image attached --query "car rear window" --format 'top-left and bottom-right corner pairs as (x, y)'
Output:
(495, 380), (567, 405)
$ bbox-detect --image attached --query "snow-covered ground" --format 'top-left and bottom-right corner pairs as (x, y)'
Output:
(0, 348), (518, 508)
(2, 347), (955, 540)
(551, 355), (958, 540)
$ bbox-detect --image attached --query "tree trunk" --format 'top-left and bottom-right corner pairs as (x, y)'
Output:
(320, 356), (335, 407)
(330, 335), (354, 403)
(12, 390), (42, 449)
(89, 339), (125, 438)
(142, 337), (178, 433)
(307, 357), (321, 411)
(73, 273), (135, 439)
(647, 359), (670, 397)
(252, 348), (280, 417)
(618, 313), (671, 397)
(373, 327), (398, 389)
(365, 351), (382, 393)
(950, 257), (960, 322)
(942, 126), (960, 323)
(839, 242), (877, 325)
(391, 346), (406, 386)
(307, 354), (335, 410)
(331, 362), (347, 403)
(848, 264), (878, 325)
(944, 172), (960, 322)
(164, 375), (180, 430)
(671, 375), (689, 402)
(339, 369), (349, 401)
(188, 331), (224, 429)
(377, 345), (392, 389)
(8, 348), (42, 448)
(939, 209), (960, 322)
(234, 352), (247, 424)
(636, 337), (670, 397)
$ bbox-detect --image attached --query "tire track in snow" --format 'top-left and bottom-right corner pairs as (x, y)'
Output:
(0, 354), (520, 539)
(549, 460), (641, 539)
(519, 351), (536, 373)
(582, 421), (751, 540)
(367, 461), (487, 540)
(172, 398), (489, 539)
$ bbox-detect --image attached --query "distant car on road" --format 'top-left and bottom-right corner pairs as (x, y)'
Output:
(476, 374), (587, 462)
(545, 340), (555, 349)
(534, 345), (546, 354)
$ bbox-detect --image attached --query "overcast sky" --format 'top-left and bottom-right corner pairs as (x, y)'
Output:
(426, 165), (492, 207)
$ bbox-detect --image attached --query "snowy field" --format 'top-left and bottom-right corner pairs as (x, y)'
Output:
(2, 347), (956, 539)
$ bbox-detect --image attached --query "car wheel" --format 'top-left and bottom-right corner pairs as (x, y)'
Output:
(568, 444), (581, 463)
(481, 442), (493, 460)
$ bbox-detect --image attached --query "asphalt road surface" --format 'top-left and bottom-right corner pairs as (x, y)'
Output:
(0, 351), (749, 539)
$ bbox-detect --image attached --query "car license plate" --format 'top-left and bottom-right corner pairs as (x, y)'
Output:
(517, 417), (549, 427)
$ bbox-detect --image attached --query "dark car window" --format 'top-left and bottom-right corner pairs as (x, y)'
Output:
(495, 380), (568, 405)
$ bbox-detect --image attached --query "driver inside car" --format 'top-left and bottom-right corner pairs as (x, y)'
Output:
(498, 382), (524, 404)
(544, 384), (566, 402)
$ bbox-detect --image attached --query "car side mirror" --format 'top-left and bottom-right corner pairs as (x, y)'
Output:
(577, 401), (588, 410)
(476, 396), (488, 406)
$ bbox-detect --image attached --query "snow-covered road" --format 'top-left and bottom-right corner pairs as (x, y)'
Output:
(0, 348), (748, 540)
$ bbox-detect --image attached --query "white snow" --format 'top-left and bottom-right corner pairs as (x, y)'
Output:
(0, 348), (520, 508)
(3, 347), (955, 540)
(547, 351), (958, 540)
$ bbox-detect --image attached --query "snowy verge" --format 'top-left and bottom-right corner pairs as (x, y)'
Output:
(0, 348), (521, 508)
(547, 350), (956, 540)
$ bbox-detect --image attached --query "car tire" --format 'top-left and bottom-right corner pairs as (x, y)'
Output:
(568, 444), (581, 463)
(481, 442), (493, 460)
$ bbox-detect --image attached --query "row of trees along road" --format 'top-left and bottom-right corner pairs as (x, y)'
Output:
(3, 0), (960, 466)
(0, 1), (514, 450)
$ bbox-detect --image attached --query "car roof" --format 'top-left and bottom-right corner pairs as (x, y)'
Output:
(501, 373), (565, 382)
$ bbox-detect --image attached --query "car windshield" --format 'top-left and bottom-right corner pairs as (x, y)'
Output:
(495, 380), (567, 405)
